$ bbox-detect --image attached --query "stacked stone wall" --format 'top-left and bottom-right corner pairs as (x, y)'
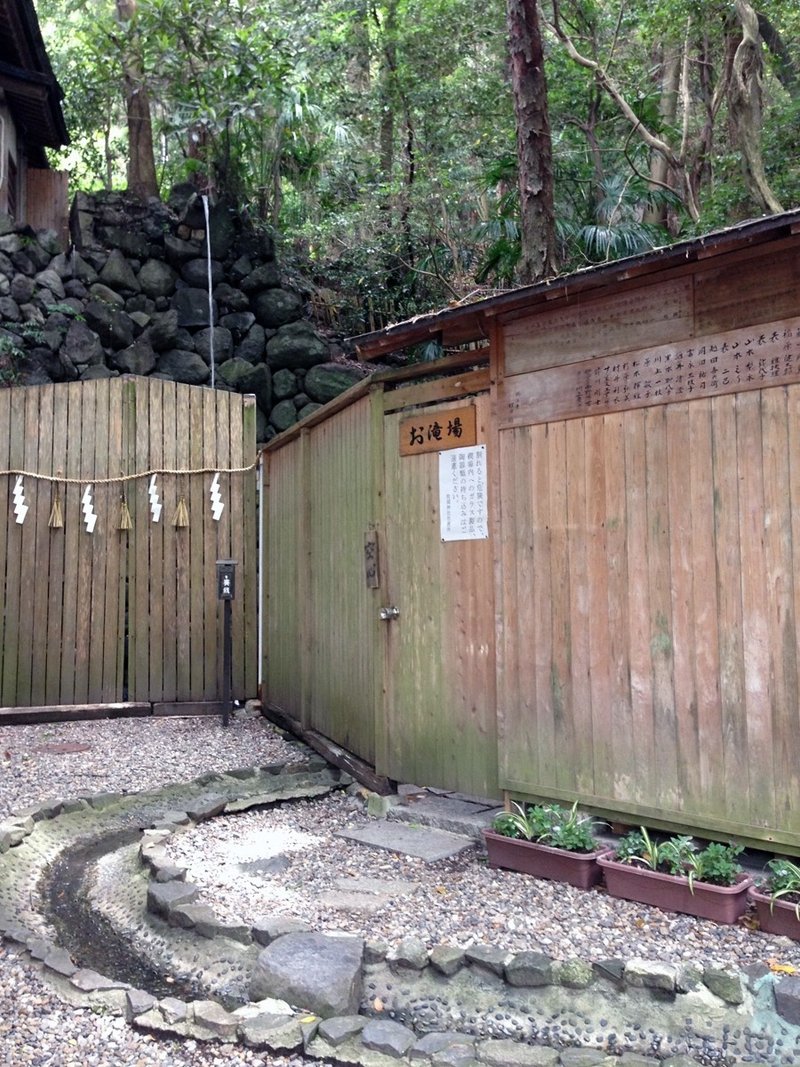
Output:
(0, 187), (368, 442)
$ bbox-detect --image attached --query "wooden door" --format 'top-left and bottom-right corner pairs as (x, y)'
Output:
(380, 394), (498, 797)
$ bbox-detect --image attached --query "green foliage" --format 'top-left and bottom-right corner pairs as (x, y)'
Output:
(38, 0), (800, 328)
(492, 801), (599, 854)
(763, 857), (800, 917)
(614, 826), (743, 888)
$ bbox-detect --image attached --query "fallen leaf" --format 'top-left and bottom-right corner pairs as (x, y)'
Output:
(373, 997), (384, 1012)
(767, 959), (799, 975)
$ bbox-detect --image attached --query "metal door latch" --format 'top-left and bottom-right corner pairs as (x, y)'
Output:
(379, 605), (400, 621)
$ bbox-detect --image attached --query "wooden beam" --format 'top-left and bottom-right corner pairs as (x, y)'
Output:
(263, 702), (396, 795)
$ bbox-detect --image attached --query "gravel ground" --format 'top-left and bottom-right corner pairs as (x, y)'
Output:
(2, 714), (800, 1067)
(0, 715), (310, 1067)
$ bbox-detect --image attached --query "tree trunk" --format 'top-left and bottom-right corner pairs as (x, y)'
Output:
(506, 0), (558, 283)
(644, 45), (680, 224)
(115, 0), (158, 200)
(728, 0), (782, 214)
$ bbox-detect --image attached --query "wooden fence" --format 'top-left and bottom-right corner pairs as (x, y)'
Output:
(263, 212), (800, 850)
(0, 377), (257, 709)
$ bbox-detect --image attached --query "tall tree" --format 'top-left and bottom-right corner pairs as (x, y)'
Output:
(114, 0), (158, 198)
(506, 0), (558, 283)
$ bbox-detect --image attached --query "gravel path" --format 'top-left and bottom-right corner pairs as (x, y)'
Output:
(2, 714), (800, 1067)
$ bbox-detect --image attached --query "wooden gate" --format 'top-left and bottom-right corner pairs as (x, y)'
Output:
(0, 377), (257, 709)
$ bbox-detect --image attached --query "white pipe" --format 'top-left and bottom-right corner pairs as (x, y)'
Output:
(201, 194), (215, 389)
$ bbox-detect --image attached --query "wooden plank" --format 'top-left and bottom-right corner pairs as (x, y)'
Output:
(59, 384), (84, 704)
(87, 378), (110, 702)
(18, 387), (45, 704)
(623, 409), (655, 804)
(147, 380), (165, 701)
(398, 404), (477, 454)
(564, 417), (593, 796)
(497, 314), (800, 430)
(735, 390), (775, 829)
(160, 381), (179, 702)
(694, 247), (800, 335)
(603, 411), (632, 803)
(530, 422), (554, 788)
(44, 389), (68, 704)
(100, 381), (124, 701)
(241, 397), (258, 698)
(298, 428), (312, 729)
(131, 379), (151, 701)
(0, 389), (10, 700)
(547, 420), (573, 792)
(188, 385), (207, 698)
(665, 402), (700, 807)
(0, 702), (151, 725)
(497, 426), (539, 788)
(761, 386), (799, 829)
(644, 405), (679, 810)
(227, 393), (247, 698)
(584, 415), (613, 799)
(2, 388), (27, 705)
(73, 382), (98, 704)
(174, 384), (193, 701)
(710, 393), (750, 824)
(215, 392), (233, 697)
(384, 368), (489, 413)
(785, 384), (800, 829)
(503, 276), (694, 376)
(29, 388), (55, 706)
(687, 399), (724, 815)
(201, 387), (218, 700)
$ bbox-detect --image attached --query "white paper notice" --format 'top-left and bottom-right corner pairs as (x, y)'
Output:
(439, 444), (489, 542)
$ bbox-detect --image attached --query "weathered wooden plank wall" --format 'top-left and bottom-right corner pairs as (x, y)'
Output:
(264, 393), (381, 761)
(495, 241), (800, 847)
(382, 394), (497, 796)
(0, 378), (256, 708)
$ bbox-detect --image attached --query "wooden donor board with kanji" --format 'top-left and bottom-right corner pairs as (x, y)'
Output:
(399, 404), (477, 456)
(498, 315), (800, 429)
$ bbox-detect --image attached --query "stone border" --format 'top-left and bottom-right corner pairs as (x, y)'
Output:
(0, 752), (794, 1066)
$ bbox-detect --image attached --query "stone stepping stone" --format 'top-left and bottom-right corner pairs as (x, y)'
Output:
(335, 822), (474, 862)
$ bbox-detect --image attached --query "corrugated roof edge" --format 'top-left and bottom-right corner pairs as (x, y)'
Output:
(347, 208), (800, 359)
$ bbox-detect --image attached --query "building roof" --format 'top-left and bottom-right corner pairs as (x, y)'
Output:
(347, 208), (800, 360)
(0, 0), (68, 164)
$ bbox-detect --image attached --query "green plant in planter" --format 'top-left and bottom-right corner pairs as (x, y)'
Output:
(491, 801), (598, 853)
(762, 857), (800, 917)
(614, 826), (743, 889)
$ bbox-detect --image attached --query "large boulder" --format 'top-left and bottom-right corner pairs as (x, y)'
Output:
(235, 324), (266, 364)
(62, 321), (105, 368)
(194, 326), (233, 365)
(217, 357), (255, 389)
(305, 362), (368, 404)
(181, 258), (224, 288)
(172, 287), (216, 328)
(83, 301), (135, 350)
(156, 349), (210, 385)
(238, 363), (272, 411)
(252, 288), (302, 328)
(147, 309), (180, 352)
(99, 249), (141, 293)
(266, 321), (328, 371)
(249, 933), (363, 1018)
(269, 399), (298, 432)
(110, 336), (157, 375)
(241, 263), (281, 293)
(138, 259), (178, 300)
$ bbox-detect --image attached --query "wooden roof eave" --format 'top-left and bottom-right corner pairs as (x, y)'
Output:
(348, 208), (800, 361)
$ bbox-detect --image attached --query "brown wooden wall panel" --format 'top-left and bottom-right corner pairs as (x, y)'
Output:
(502, 277), (694, 376)
(694, 246), (800, 336)
(497, 386), (800, 845)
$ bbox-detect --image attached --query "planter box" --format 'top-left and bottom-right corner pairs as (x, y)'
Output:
(750, 886), (800, 940)
(483, 830), (608, 889)
(598, 854), (752, 924)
